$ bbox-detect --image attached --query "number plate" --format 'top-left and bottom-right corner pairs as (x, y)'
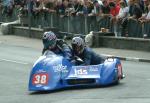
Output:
(32, 73), (49, 85)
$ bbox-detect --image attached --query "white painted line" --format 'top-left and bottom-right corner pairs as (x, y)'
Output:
(101, 54), (114, 57)
(126, 57), (140, 62)
(101, 54), (142, 62)
(0, 58), (28, 65)
(146, 79), (150, 81)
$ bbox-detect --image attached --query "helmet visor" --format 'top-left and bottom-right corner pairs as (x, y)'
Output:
(43, 39), (56, 49)
(72, 44), (82, 54)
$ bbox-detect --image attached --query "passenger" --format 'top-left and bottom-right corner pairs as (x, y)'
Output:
(71, 36), (105, 65)
(42, 31), (72, 60)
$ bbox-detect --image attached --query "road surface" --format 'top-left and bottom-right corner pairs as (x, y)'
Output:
(0, 36), (150, 103)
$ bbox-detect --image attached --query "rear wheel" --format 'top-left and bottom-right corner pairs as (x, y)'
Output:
(113, 63), (123, 84)
(117, 64), (123, 80)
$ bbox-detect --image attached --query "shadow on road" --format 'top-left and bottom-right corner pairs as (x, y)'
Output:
(29, 82), (125, 95)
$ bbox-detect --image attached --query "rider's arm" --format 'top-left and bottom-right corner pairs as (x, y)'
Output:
(80, 49), (92, 65)
(82, 53), (92, 65)
(62, 44), (72, 60)
(57, 39), (72, 60)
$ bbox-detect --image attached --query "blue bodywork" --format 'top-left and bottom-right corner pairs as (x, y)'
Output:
(29, 51), (124, 91)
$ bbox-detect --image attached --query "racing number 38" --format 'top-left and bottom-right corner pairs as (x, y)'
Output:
(32, 73), (49, 85)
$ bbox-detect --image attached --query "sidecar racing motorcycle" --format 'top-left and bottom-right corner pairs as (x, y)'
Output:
(28, 51), (124, 91)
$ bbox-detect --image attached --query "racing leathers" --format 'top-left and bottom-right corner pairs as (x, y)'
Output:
(42, 39), (72, 60)
(73, 47), (105, 65)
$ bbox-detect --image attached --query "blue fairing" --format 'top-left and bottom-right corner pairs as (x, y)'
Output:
(29, 51), (123, 91)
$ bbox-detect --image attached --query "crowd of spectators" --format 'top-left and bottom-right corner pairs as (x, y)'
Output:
(0, 0), (150, 37)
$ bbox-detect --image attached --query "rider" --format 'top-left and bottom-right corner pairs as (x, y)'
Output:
(42, 31), (72, 60)
(71, 36), (105, 65)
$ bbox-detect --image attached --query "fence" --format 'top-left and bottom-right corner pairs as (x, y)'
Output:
(0, 9), (150, 38)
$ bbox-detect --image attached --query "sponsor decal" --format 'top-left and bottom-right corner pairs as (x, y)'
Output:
(53, 64), (68, 73)
(74, 68), (88, 75)
(89, 65), (99, 72)
(36, 69), (47, 73)
(73, 65), (100, 76)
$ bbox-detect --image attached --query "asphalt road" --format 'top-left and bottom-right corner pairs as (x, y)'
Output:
(0, 39), (150, 103)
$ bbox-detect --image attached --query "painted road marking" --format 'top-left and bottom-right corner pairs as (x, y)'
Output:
(0, 58), (28, 65)
(126, 57), (140, 62)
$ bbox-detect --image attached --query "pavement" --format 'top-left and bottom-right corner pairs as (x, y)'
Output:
(0, 34), (150, 63)
(93, 48), (150, 63)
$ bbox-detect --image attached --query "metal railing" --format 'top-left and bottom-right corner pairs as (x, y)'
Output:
(0, 9), (150, 38)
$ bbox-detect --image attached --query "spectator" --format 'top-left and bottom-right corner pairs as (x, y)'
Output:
(138, 0), (145, 13)
(55, 0), (62, 13)
(115, 0), (129, 36)
(97, 0), (103, 5)
(109, 1), (120, 35)
(91, 0), (101, 17)
(89, 0), (102, 31)
(139, 4), (150, 37)
(2, 0), (14, 17)
(143, 0), (149, 13)
(14, 0), (25, 6)
(109, 2), (120, 17)
(117, 0), (129, 20)
(82, 0), (94, 16)
(98, 0), (111, 31)
(128, 0), (143, 19)
(18, 4), (28, 18)
(55, 0), (71, 31)
(55, 0), (70, 17)
(70, 0), (84, 16)
(42, 0), (56, 13)
(69, 0), (84, 33)
(1, 0), (149, 37)
(43, 0), (56, 26)
(0, 0), (2, 10)
(32, 0), (42, 16)
(82, 0), (98, 30)
(139, 4), (150, 23)
(100, 0), (111, 17)
(111, 0), (143, 37)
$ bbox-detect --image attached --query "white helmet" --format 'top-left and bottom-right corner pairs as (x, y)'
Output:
(42, 31), (57, 49)
(71, 37), (85, 54)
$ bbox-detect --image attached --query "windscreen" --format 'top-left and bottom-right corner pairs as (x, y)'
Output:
(43, 50), (56, 56)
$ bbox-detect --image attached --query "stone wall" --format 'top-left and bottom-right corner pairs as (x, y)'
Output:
(10, 26), (150, 52)
(93, 33), (150, 51)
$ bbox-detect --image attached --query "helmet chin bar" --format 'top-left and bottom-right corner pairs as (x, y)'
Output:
(48, 41), (57, 50)
(79, 47), (84, 54)
(72, 44), (84, 55)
